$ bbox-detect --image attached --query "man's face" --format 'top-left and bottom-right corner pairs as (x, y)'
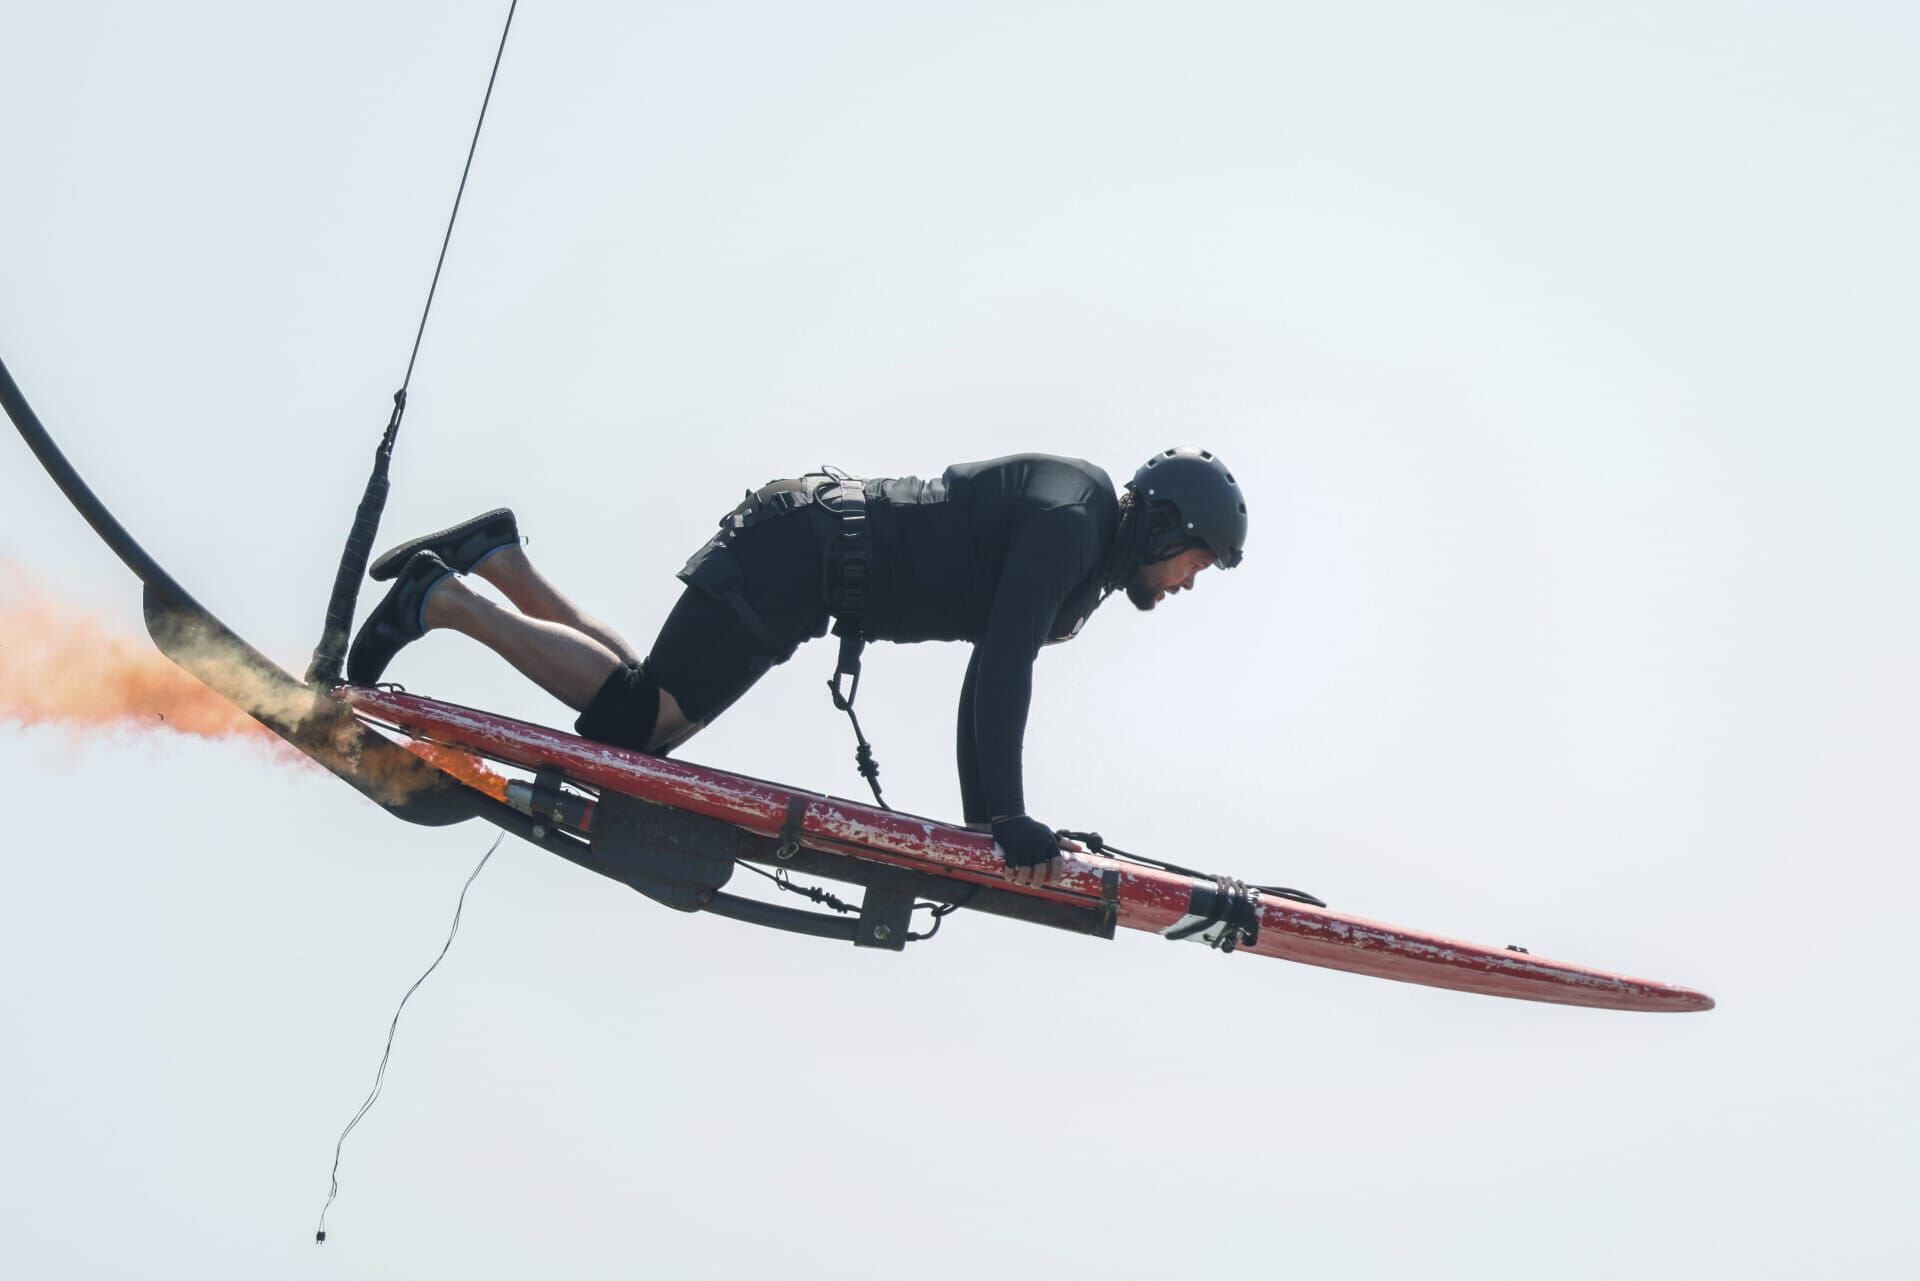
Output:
(1125, 546), (1218, 611)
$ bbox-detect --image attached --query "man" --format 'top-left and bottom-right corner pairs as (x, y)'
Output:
(347, 448), (1247, 887)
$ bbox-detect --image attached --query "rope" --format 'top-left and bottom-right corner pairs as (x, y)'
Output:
(828, 673), (889, 810)
(314, 833), (502, 1243)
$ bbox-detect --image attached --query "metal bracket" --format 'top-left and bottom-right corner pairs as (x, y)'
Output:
(778, 794), (807, 859)
(854, 886), (916, 951)
(1093, 866), (1121, 940)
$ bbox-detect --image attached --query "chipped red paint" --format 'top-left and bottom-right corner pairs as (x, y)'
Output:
(344, 687), (1714, 1013)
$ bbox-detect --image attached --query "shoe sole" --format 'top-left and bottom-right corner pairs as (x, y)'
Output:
(369, 508), (516, 581)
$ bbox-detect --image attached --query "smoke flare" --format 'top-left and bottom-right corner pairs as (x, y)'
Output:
(0, 565), (276, 742)
(1, 564), (508, 801)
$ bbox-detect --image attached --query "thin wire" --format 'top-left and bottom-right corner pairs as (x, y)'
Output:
(734, 858), (860, 915)
(314, 833), (503, 1243)
(1055, 829), (1326, 908)
(396, 0), (520, 403)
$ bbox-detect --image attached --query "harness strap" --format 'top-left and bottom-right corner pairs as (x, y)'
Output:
(822, 481), (871, 617)
(778, 794), (808, 859)
(692, 475), (839, 655)
(817, 480), (887, 810)
(720, 590), (781, 654)
(724, 486), (812, 530)
(699, 470), (889, 807)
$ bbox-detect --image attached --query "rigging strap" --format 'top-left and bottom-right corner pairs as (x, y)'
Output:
(1053, 828), (1326, 952)
(1163, 875), (1261, 953)
(777, 795), (807, 858)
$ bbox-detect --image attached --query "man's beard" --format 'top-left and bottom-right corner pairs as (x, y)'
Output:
(1126, 577), (1158, 611)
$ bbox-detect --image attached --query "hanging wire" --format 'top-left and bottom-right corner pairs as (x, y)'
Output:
(314, 833), (502, 1243)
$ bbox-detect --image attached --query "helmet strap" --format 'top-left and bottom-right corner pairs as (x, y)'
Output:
(1103, 491), (1154, 591)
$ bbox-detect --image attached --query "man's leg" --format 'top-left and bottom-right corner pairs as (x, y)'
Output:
(468, 545), (645, 667)
(423, 578), (619, 708)
(423, 577), (693, 752)
(424, 514), (824, 755)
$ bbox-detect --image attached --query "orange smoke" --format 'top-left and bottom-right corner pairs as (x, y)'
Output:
(0, 566), (284, 744)
(0, 564), (509, 801)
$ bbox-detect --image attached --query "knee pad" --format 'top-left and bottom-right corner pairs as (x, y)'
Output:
(574, 661), (662, 753)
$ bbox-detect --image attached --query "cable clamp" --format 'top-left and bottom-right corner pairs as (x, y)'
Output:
(1163, 875), (1261, 953)
(777, 795), (807, 860)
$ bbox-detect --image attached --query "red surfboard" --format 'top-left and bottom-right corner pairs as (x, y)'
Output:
(347, 687), (1714, 1014)
(2, 353), (1715, 1016)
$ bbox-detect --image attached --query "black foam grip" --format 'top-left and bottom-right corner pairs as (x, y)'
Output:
(305, 461), (392, 684)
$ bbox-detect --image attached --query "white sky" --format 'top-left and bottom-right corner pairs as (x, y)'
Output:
(2, 2), (1915, 1277)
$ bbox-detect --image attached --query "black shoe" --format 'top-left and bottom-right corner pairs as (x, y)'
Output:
(369, 508), (519, 581)
(347, 551), (455, 685)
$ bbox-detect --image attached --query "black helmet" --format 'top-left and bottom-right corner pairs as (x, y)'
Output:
(1128, 447), (1247, 568)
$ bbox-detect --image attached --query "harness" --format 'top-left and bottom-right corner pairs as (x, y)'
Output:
(817, 476), (885, 807)
(691, 469), (885, 806)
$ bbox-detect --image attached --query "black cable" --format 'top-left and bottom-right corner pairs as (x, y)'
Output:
(314, 833), (502, 1244)
(1055, 828), (1327, 909)
(734, 859), (970, 940)
(828, 671), (890, 811)
(397, 0), (519, 402)
(305, 0), (521, 685)
(907, 885), (979, 941)
(734, 859), (860, 915)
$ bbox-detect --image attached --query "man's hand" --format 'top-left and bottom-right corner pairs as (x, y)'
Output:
(990, 815), (1086, 888)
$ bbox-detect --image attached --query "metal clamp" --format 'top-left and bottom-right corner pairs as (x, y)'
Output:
(778, 794), (808, 860)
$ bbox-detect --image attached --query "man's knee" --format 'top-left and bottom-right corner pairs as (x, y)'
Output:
(651, 687), (696, 747)
(574, 661), (664, 753)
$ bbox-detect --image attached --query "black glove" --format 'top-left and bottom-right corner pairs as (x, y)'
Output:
(991, 815), (1061, 869)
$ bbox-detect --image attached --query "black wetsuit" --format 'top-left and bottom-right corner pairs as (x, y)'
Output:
(591, 454), (1120, 822)
(862, 456), (1120, 820)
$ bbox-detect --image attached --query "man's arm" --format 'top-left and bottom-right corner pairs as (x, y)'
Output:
(967, 507), (1100, 869)
(955, 646), (988, 825)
